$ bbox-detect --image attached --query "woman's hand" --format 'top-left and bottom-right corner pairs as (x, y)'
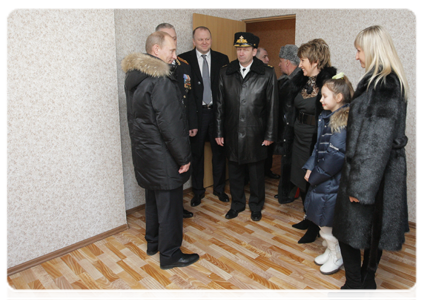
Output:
(349, 196), (360, 203)
(304, 170), (312, 182)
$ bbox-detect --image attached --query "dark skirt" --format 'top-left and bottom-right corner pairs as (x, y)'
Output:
(290, 121), (315, 191)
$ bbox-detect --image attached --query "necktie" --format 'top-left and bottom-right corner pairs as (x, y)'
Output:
(242, 68), (246, 77)
(202, 55), (212, 105)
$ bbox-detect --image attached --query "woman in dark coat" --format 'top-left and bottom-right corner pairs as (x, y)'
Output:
(332, 25), (409, 289)
(281, 39), (337, 243)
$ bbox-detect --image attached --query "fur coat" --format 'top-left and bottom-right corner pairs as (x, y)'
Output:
(333, 72), (409, 251)
(303, 105), (349, 227)
(122, 53), (191, 190)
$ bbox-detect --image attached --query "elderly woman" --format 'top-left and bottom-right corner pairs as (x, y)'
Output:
(333, 25), (409, 289)
(278, 39), (337, 244)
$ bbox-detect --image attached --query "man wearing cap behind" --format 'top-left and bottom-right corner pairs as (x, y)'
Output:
(215, 32), (278, 221)
(256, 47), (280, 181)
(273, 44), (302, 204)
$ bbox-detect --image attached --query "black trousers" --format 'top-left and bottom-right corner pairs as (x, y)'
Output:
(228, 159), (265, 212)
(339, 241), (383, 288)
(264, 143), (275, 174)
(145, 186), (183, 265)
(190, 107), (226, 196)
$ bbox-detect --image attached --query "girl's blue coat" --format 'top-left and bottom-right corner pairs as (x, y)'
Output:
(303, 105), (349, 227)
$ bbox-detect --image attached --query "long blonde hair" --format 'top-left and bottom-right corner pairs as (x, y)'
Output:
(354, 25), (409, 100)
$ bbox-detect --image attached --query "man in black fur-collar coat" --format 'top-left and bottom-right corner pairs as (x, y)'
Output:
(215, 32), (278, 222)
(121, 31), (199, 270)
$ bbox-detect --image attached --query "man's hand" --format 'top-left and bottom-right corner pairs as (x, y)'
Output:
(179, 162), (191, 174)
(262, 140), (273, 146)
(349, 196), (359, 203)
(215, 137), (224, 146)
(304, 170), (312, 182)
(189, 129), (198, 137)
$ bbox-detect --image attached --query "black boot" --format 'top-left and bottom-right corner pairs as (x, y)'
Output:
(292, 218), (310, 230)
(360, 248), (382, 289)
(339, 241), (362, 289)
(298, 221), (319, 243)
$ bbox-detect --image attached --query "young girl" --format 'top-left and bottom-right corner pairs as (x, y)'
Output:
(302, 73), (354, 275)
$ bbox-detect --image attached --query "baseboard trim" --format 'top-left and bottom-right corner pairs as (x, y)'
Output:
(126, 204), (145, 215)
(7, 224), (128, 276)
(409, 221), (416, 229)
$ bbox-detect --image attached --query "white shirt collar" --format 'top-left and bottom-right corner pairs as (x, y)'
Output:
(240, 61), (253, 77)
(196, 49), (210, 59)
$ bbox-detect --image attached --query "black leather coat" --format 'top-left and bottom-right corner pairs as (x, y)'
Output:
(215, 57), (278, 164)
(122, 53), (191, 190)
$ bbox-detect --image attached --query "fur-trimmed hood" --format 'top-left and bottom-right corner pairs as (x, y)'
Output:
(328, 105), (350, 133)
(121, 53), (170, 77)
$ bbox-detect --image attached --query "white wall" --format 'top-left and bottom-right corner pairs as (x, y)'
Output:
(7, 10), (127, 269)
(115, 9), (416, 222)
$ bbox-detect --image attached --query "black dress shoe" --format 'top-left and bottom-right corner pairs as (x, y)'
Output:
(225, 208), (245, 219)
(213, 191), (229, 202)
(146, 248), (158, 256)
(183, 209), (193, 218)
(251, 211), (262, 221)
(292, 218), (310, 230)
(160, 253), (200, 270)
(190, 193), (205, 207)
(265, 172), (281, 179)
(278, 196), (295, 204)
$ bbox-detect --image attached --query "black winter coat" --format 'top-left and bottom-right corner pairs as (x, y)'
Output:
(303, 105), (349, 227)
(333, 72), (409, 251)
(276, 66), (336, 195)
(122, 53), (191, 190)
(215, 57), (278, 164)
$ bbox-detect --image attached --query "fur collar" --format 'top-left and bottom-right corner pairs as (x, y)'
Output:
(121, 53), (170, 77)
(226, 57), (266, 75)
(290, 66), (337, 91)
(327, 105), (350, 133)
(353, 70), (403, 100)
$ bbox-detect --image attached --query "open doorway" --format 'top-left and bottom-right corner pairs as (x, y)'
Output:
(245, 15), (296, 79)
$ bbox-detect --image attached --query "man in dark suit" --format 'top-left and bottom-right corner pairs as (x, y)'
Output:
(156, 23), (197, 218)
(179, 26), (230, 207)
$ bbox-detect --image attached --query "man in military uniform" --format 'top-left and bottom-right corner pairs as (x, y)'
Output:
(156, 23), (197, 218)
(274, 44), (302, 204)
(215, 32), (278, 222)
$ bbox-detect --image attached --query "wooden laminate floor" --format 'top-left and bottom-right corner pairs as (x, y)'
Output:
(7, 165), (416, 290)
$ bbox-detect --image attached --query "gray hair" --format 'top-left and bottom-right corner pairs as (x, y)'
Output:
(279, 44), (300, 66)
(256, 47), (266, 57)
(155, 23), (175, 31)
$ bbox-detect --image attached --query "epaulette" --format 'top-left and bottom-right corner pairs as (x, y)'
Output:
(177, 56), (189, 65)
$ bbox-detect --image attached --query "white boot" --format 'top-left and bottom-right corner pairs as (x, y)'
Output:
(320, 239), (343, 275)
(314, 247), (330, 266)
(314, 228), (330, 265)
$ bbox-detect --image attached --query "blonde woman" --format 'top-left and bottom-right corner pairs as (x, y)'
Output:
(333, 25), (409, 289)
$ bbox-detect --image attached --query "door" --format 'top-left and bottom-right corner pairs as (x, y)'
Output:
(192, 13), (246, 188)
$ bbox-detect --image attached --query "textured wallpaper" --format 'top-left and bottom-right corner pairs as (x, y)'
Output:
(7, 10), (127, 268)
(115, 9), (416, 222)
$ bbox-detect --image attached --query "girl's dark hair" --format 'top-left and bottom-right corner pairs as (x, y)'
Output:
(324, 75), (354, 104)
